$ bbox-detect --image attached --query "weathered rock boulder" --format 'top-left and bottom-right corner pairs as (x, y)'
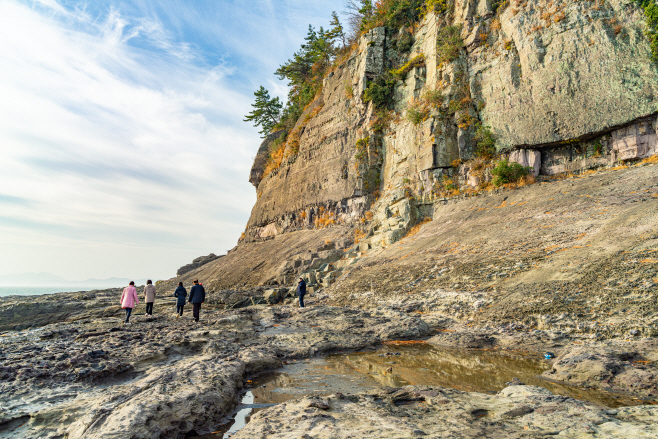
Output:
(263, 288), (287, 304)
(176, 253), (223, 276)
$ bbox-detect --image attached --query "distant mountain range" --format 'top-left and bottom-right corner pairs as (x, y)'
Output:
(0, 272), (148, 288)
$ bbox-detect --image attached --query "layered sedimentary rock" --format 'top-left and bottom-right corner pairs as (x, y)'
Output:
(243, 27), (391, 242)
(249, 130), (284, 188)
(245, 0), (658, 249)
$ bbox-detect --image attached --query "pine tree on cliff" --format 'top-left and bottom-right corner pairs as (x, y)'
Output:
(328, 12), (346, 48)
(244, 86), (282, 137)
(274, 25), (338, 129)
(276, 25), (320, 85)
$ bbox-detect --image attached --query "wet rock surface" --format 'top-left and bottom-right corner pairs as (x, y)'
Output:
(0, 300), (432, 438)
(426, 326), (658, 400)
(542, 340), (658, 397)
(1, 292), (657, 438)
(233, 385), (658, 439)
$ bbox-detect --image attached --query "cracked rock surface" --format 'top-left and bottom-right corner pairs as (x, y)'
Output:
(233, 385), (658, 439)
(1, 295), (657, 438)
(0, 303), (430, 438)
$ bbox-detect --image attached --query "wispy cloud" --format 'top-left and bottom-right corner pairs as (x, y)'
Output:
(33, 0), (91, 21)
(0, 0), (342, 281)
(136, 17), (194, 60)
(0, 0), (255, 279)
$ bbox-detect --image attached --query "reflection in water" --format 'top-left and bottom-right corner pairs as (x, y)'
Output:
(199, 343), (645, 437)
(221, 391), (253, 438)
(324, 344), (640, 407)
(195, 390), (275, 439)
(253, 344), (644, 408)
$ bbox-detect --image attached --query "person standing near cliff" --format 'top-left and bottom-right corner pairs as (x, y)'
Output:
(120, 281), (139, 324)
(296, 277), (306, 308)
(188, 279), (205, 322)
(144, 280), (156, 317)
(173, 282), (187, 318)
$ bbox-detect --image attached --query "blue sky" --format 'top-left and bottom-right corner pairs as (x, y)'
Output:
(0, 0), (343, 282)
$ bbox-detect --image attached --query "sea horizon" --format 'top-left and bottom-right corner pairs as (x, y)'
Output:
(0, 286), (123, 297)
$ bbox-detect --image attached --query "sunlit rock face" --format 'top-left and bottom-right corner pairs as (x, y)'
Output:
(245, 0), (658, 245)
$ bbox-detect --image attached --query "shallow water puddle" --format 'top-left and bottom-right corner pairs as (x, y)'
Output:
(322, 343), (642, 407)
(199, 343), (645, 437)
(193, 390), (276, 439)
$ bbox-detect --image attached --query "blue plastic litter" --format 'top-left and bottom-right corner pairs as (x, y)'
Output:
(544, 352), (555, 359)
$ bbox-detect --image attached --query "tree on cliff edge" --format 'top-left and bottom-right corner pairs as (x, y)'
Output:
(329, 11), (346, 48)
(244, 86), (282, 137)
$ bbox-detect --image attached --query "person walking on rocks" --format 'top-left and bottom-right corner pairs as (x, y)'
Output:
(188, 279), (205, 322)
(296, 277), (306, 308)
(121, 281), (139, 324)
(144, 280), (156, 317)
(173, 282), (187, 318)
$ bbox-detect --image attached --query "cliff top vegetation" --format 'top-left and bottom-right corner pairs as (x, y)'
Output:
(244, 0), (453, 177)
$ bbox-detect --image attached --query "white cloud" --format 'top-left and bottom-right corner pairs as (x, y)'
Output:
(136, 18), (194, 60)
(0, 1), (258, 280)
(33, 0), (90, 21)
(0, 0), (345, 282)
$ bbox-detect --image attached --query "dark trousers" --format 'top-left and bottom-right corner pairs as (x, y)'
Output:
(145, 302), (154, 315)
(176, 305), (184, 316)
(192, 303), (201, 321)
(124, 308), (132, 323)
(299, 294), (305, 308)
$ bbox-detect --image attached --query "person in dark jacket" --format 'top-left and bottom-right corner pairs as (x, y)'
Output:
(188, 279), (206, 322)
(296, 277), (306, 308)
(173, 282), (187, 318)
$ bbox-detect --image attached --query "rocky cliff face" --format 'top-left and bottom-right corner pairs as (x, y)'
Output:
(469, 0), (658, 148)
(221, 0), (658, 295)
(249, 130), (284, 189)
(243, 28), (389, 242)
(244, 0), (658, 250)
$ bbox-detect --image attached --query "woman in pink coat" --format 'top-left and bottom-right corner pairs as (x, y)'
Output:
(121, 281), (139, 324)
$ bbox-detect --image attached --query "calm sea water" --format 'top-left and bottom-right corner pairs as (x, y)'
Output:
(0, 286), (108, 297)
